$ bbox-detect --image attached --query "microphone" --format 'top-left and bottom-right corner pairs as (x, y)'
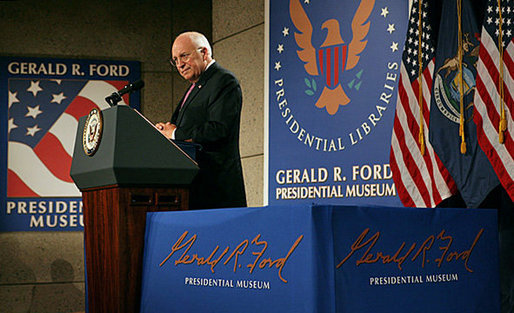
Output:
(105, 80), (144, 106)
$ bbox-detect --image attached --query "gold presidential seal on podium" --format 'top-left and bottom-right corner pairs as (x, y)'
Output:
(83, 108), (103, 156)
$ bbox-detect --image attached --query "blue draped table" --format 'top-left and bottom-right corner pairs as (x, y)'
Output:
(140, 204), (500, 313)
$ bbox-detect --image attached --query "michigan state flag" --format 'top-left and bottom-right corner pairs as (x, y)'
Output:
(429, 0), (499, 208)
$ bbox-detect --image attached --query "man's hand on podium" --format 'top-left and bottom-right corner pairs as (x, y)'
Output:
(155, 122), (176, 139)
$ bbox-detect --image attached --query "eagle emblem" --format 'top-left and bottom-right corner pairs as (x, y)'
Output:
(290, 0), (375, 115)
(82, 108), (103, 156)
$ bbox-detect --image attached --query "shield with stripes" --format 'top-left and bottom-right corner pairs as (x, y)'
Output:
(317, 44), (348, 88)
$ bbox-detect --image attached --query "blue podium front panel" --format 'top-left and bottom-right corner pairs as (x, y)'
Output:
(140, 205), (333, 313)
(140, 205), (499, 313)
(330, 205), (499, 313)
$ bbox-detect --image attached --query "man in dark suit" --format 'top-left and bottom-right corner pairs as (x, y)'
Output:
(156, 31), (247, 210)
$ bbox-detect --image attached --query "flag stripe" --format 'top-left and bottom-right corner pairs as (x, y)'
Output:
(8, 141), (80, 197)
(390, 134), (418, 207)
(334, 46), (340, 86)
(505, 39), (514, 82)
(49, 113), (79, 156)
(65, 95), (101, 120)
(7, 169), (39, 197)
(34, 133), (73, 183)
(327, 48), (332, 87)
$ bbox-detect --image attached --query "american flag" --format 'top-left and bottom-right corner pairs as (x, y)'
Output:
(7, 79), (127, 197)
(389, 0), (457, 207)
(474, 0), (514, 201)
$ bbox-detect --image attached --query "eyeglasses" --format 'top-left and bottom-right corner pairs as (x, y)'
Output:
(169, 48), (203, 68)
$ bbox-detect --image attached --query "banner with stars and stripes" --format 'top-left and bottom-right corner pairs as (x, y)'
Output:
(389, 0), (458, 208)
(0, 57), (141, 231)
(474, 0), (514, 202)
(266, 0), (409, 206)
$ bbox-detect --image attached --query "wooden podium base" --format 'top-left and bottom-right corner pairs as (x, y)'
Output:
(83, 185), (189, 313)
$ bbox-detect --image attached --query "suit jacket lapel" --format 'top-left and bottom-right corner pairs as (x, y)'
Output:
(176, 62), (219, 126)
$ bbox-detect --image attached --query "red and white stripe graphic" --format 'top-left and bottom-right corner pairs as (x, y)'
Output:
(7, 80), (126, 197)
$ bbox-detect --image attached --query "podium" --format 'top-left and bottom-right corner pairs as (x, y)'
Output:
(70, 105), (199, 313)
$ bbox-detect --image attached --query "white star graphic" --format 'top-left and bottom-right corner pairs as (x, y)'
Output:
(26, 124), (41, 137)
(277, 44), (284, 53)
(387, 24), (396, 34)
(282, 27), (290, 37)
(51, 92), (67, 104)
(381, 7), (389, 17)
(51, 79), (62, 85)
(274, 62), (282, 71)
(8, 91), (19, 109)
(27, 81), (43, 97)
(304, 0), (310, 3)
(8, 118), (18, 134)
(390, 42), (399, 52)
(26, 105), (43, 119)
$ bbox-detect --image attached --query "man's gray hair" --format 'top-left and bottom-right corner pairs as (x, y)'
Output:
(180, 31), (212, 57)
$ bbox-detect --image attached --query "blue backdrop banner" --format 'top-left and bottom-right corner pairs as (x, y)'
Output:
(140, 204), (499, 313)
(267, 0), (409, 206)
(0, 57), (141, 231)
